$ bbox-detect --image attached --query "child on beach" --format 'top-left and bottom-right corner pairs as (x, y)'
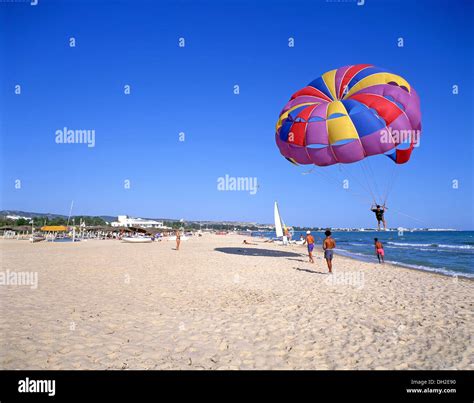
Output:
(374, 237), (384, 263)
(323, 230), (336, 273)
(303, 230), (315, 263)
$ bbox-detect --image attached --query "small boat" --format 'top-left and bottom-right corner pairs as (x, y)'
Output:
(291, 239), (305, 245)
(29, 235), (45, 243)
(122, 236), (153, 243)
(49, 237), (81, 242)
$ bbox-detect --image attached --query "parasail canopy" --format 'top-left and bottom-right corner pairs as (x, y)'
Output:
(276, 64), (422, 167)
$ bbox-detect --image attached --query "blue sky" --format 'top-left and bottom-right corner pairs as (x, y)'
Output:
(1, 0), (473, 229)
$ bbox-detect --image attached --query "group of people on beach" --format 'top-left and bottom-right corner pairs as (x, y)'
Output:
(297, 203), (389, 272)
(303, 230), (385, 272)
(303, 230), (336, 273)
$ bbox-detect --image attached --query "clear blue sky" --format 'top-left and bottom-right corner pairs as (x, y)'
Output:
(1, 0), (473, 229)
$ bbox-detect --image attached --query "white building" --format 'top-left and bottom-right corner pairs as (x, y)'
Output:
(111, 215), (166, 228)
(6, 215), (31, 221)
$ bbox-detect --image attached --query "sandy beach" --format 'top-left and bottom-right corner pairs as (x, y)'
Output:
(0, 234), (472, 370)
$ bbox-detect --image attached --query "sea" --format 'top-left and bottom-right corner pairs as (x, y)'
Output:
(250, 230), (474, 278)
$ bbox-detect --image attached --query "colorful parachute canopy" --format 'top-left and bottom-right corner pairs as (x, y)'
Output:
(275, 65), (422, 166)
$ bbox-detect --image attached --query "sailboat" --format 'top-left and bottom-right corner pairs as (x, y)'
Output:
(274, 202), (284, 238)
(274, 201), (288, 245)
(29, 234), (46, 243)
(122, 236), (153, 243)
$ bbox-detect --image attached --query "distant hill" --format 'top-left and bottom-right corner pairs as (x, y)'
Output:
(0, 210), (116, 222)
(0, 210), (67, 219)
(0, 210), (270, 227)
(0, 211), (183, 224)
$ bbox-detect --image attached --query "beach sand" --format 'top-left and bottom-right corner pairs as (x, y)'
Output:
(0, 235), (472, 370)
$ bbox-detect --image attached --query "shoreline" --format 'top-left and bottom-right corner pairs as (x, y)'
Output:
(278, 242), (474, 282)
(332, 248), (474, 281)
(250, 232), (473, 280)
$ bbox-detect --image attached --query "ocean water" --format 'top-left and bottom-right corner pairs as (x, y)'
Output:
(251, 230), (474, 278)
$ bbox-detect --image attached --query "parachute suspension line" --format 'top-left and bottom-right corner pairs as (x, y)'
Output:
(308, 167), (344, 189)
(359, 161), (375, 202)
(382, 164), (395, 202)
(303, 167), (369, 205)
(364, 158), (383, 203)
(338, 164), (374, 200)
(358, 160), (378, 204)
(389, 207), (431, 227)
(363, 159), (381, 203)
(305, 167), (429, 225)
(382, 165), (399, 205)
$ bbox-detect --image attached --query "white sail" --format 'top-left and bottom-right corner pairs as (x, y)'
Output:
(274, 201), (284, 238)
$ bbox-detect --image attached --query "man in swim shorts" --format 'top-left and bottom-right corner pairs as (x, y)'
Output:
(374, 237), (384, 263)
(323, 229), (336, 273)
(303, 230), (315, 263)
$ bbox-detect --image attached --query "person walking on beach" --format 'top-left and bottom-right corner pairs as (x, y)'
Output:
(323, 230), (336, 273)
(303, 230), (315, 263)
(374, 237), (384, 263)
(371, 204), (388, 230)
(283, 226), (289, 246)
(175, 230), (181, 250)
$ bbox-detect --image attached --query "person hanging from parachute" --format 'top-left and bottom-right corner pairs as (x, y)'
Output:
(275, 64), (422, 224)
(370, 204), (388, 230)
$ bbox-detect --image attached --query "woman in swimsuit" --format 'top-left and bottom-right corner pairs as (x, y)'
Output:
(176, 230), (181, 250)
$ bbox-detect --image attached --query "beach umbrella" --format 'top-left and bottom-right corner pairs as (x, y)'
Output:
(12, 225), (33, 232)
(128, 226), (149, 234)
(143, 228), (162, 235)
(40, 225), (68, 232)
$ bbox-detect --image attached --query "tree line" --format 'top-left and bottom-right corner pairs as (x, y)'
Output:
(0, 216), (107, 227)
